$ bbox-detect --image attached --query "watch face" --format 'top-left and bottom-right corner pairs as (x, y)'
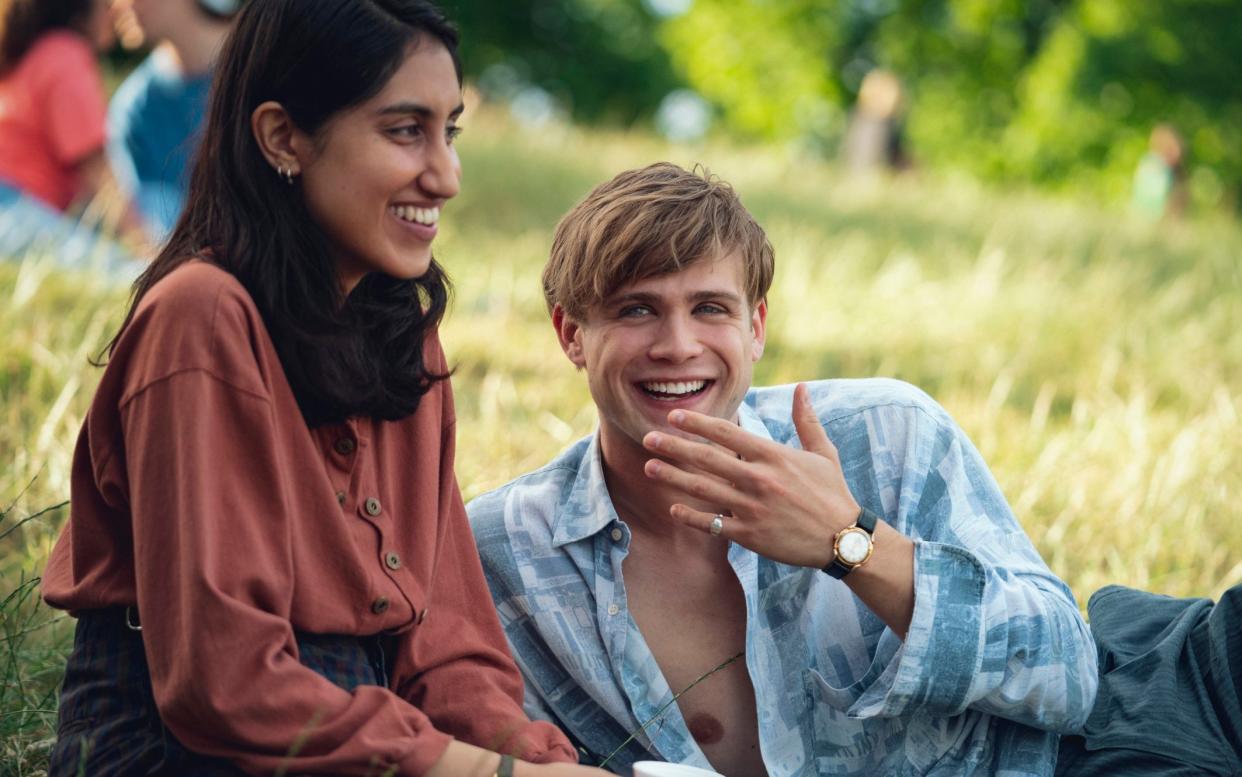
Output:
(836, 527), (872, 565)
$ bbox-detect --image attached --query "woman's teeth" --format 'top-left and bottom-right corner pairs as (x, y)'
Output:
(390, 205), (439, 225)
(642, 380), (708, 397)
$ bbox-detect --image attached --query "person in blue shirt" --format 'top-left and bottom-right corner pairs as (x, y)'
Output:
(108, 0), (243, 239)
(467, 162), (1099, 776)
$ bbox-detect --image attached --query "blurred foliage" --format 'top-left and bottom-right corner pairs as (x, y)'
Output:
(445, 0), (680, 124)
(666, 0), (1242, 210)
(446, 0), (1241, 211)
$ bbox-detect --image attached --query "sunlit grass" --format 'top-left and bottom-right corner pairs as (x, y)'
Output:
(2, 105), (1241, 771)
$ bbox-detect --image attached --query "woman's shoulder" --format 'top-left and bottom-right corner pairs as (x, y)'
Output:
(139, 260), (249, 312)
(14, 31), (101, 102)
(115, 261), (274, 402)
(133, 261), (263, 331)
(21, 30), (95, 73)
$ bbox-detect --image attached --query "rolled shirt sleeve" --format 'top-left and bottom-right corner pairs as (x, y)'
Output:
(44, 263), (575, 775)
(827, 404), (1098, 733)
(123, 370), (456, 775)
(391, 362), (577, 765)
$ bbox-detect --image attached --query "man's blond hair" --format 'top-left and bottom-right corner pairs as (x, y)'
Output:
(543, 162), (775, 320)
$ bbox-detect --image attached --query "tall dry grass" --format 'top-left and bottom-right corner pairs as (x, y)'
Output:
(2, 107), (1240, 772)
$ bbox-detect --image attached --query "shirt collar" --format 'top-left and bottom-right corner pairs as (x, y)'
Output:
(551, 432), (623, 548)
(550, 398), (773, 548)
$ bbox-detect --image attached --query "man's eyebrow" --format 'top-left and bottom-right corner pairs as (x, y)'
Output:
(688, 289), (744, 305)
(606, 291), (660, 307)
(375, 101), (465, 119)
(605, 289), (744, 306)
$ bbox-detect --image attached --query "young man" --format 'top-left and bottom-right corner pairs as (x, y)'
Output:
(107, 0), (243, 238)
(468, 163), (1097, 776)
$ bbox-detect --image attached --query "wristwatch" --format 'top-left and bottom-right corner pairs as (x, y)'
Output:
(823, 507), (878, 579)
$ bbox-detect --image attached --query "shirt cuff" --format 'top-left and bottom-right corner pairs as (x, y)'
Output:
(850, 540), (988, 719)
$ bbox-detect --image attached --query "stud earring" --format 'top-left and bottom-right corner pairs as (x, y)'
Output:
(276, 165), (296, 185)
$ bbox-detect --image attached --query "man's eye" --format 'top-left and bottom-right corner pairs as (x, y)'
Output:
(620, 305), (653, 318)
(696, 303), (727, 315)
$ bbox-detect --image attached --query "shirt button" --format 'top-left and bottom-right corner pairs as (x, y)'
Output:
(334, 437), (356, 455)
(384, 552), (401, 570)
(364, 497), (382, 516)
(610, 527), (623, 542)
(607, 603), (620, 616)
(417, 607), (428, 624)
(371, 596), (389, 615)
(335, 490), (346, 506)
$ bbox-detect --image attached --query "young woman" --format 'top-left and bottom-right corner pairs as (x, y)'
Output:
(0, 0), (144, 272)
(41, 1), (608, 775)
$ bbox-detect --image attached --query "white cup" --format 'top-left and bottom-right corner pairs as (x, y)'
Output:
(631, 762), (724, 777)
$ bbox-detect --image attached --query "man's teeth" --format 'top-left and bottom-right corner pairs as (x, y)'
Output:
(390, 205), (440, 225)
(643, 380), (707, 396)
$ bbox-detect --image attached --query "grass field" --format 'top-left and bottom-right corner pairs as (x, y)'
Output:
(3, 107), (1241, 772)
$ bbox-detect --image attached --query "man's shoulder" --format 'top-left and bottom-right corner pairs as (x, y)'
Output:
(109, 51), (203, 122)
(467, 436), (592, 537)
(746, 377), (952, 436)
(109, 53), (161, 118)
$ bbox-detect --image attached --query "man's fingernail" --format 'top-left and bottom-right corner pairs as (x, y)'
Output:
(669, 410), (685, 424)
(646, 433), (662, 449)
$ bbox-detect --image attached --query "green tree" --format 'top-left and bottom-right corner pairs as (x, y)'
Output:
(447, 0), (680, 124)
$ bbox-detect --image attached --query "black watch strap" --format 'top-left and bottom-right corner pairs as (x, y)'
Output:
(822, 507), (878, 579)
(856, 506), (878, 534)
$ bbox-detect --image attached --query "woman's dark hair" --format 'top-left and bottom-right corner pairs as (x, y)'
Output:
(111, 0), (461, 427)
(0, 0), (97, 74)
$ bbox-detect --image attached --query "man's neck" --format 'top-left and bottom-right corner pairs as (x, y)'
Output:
(598, 424), (729, 556)
(156, 23), (228, 77)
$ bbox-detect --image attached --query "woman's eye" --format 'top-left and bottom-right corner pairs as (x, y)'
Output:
(446, 125), (463, 144)
(389, 124), (423, 139)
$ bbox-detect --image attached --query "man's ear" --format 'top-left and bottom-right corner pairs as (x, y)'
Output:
(552, 304), (587, 370)
(750, 298), (768, 362)
(251, 101), (306, 177)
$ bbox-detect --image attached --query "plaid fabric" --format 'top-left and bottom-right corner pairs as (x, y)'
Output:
(50, 609), (393, 776)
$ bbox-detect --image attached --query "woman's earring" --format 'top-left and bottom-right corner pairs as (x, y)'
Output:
(276, 165), (296, 185)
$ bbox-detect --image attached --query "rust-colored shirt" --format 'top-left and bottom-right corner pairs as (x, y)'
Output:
(42, 262), (576, 775)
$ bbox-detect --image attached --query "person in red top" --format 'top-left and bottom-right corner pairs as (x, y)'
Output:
(0, 0), (145, 272)
(40, 1), (609, 775)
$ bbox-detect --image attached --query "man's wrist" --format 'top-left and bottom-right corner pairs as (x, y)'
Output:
(823, 506), (878, 579)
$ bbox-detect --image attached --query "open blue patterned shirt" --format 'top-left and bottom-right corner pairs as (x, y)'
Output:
(468, 379), (1097, 776)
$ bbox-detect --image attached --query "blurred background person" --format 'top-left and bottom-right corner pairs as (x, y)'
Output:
(1132, 123), (1187, 220)
(841, 68), (912, 177)
(108, 0), (243, 240)
(0, 0), (146, 275)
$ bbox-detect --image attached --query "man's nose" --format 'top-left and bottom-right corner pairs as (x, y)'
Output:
(648, 315), (703, 362)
